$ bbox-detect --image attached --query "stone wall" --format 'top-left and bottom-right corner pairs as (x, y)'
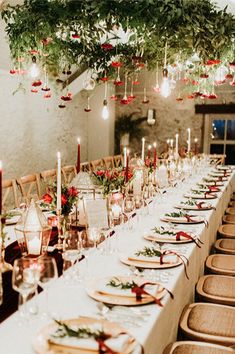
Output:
(115, 71), (235, 156)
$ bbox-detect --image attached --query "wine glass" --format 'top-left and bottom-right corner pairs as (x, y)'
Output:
(12, 258), (39, 317)
(37, 256), (58, 316)
(62, 231), (81, 282)
(123, 195), (135, 230)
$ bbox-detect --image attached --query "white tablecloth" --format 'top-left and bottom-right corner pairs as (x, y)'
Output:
(0, 166), (234, 354)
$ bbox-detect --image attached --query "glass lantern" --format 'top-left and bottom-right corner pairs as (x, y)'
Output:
(15, 200), (52, 256)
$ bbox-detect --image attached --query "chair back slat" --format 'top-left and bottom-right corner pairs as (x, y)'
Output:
(103, 156), (114, 169)
(113, 154), (123, 168)
(80, 162), (90, 172)
(17, 174), (41, 205)
(2, 179), (19, 210)
(62, 165), (77, 183)
(90, 159), (104, 171)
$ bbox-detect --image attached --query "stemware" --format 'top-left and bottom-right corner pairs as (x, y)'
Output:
(37, 256), (58, 316)
(123, 195), (135, 230)
(62, 231), (81, 282)
(12, 258), (39, 317)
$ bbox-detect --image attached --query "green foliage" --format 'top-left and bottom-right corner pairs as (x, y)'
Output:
(1, 0), (234, 77)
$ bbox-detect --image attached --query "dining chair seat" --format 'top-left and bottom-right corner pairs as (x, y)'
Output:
(179, 302), (235, 346)
(196, 275), (235, 306)
(226, 208), (235, 215)
(2, 179), (19, 210)
(206, 254), (235, 276)
(223, 214), (235, 225)
(218, 224), (235, 239)
(214, 239), (235, 255)
(163, 340), (235, 354)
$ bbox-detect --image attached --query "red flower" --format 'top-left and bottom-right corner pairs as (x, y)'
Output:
(101, 43), (113, 51)
(200, 73), (209, 79)
(127, 95), (135, 101)
(208, 93), (217, 99)
(200, 93), (209, 99)
(68, 186), (78, 197)
(100, 76), (109, 82)
(61, 94), (72, 101)
(145, 158), (151, 167)
(29, 50), (39, 55)
(114, 80), (124, 86)
(225, 74), (233, 79)
(120, 98), (129, 105)
(71, 34), (80, 39)
(206, 59), (221, 65)
(105, 171), (111, 179)
(42, 193), (53, 204)
(230, 81), (235, 86)
(229, 62), (235, 67)
(32, 80), (42, 87)
(110, 95), (118, 101)
(42, 37), (53, 45)
(111, 61), (122, 68)
(61, 194), (67, 205)
(9, 69), (16, 74)
(96, 170), (105, 176)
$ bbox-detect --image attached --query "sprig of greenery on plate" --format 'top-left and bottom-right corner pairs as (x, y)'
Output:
(152, 227), (176, 235)
(107, 277), (136, 290)
(135, 246), (161, 258)
(165, 211), (186, 218)
(180, 199), (197, 206)
(52, 320), (109, 341)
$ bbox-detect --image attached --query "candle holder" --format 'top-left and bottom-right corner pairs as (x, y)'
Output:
(54, 209), (63, 250)
(0, 215), (13, 272)
(15, 200), (52, 257)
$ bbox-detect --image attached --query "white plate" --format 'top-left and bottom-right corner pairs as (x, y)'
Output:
(174, 203), (213, 211)
(184, 193), (217, 200)
(161, 215), (205, 224)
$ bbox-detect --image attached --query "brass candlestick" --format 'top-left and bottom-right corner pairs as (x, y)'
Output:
(54, 209), (63, 250)
(0, 215), (13, 272)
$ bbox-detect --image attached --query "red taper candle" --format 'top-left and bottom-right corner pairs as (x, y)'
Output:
(0, 160), (2, 215)
(76, 138), (80, 173)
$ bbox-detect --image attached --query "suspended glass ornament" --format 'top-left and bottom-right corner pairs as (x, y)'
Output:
(83, 76), (96, 90)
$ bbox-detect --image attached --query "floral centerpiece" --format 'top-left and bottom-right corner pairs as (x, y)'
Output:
(42, 183), (79, 216)
(92, 168), (133, 196)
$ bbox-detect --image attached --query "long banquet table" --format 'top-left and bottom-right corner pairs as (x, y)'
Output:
(0, 165), (234, 354)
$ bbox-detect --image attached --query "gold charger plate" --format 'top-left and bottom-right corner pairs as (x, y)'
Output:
(33, 316), (137, 354)
(120, 255), (182, 270)
(160, 215), (205, 224)
(86, 276), (165, 306)
(144, 233), (197, 244)
(184, 193), (217, 200)
(174, 204), (213, 211)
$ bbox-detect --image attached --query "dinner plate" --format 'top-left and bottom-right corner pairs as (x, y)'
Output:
(120, 253), (182, 269)
(174, 203), (213, 211)
(5, 212), (22, 225)
(184, 193), (217, 200)
(33, 316), (137, 354)
(144, 232), (197, 244)
(208, 174), (228, 180)
(86, 276), (165, 306)
(160, 215), (205, 224)
(199, 181), (224, 187)
(191, 187), (220, 194)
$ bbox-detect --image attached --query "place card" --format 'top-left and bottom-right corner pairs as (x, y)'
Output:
(84, 199), (109, 229)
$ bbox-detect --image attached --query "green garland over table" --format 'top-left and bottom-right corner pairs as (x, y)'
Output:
(1, 0), (235, 103)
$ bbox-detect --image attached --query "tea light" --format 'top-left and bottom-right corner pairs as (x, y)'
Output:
(111, 204), (122, 218)
(27, 235), (41, 255)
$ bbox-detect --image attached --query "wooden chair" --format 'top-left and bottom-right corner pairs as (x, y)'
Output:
(113, 154), (122, 168)
(218, 224), (235, 239)
(103, 156), (114, 169)
(226, 208), (235, 215)
(2, 179), (19, 210)
(40, 169), (57, 184)
(179, 302), (235, 346)
(16, 174), (41, 205)
(80, 162), (90, 172)
(214, 239), (235, 255)
(205, 254), (235, 276)
(196, 275), (235, 306)
(163, 340), (235, 354)
(223, 215), (235, 225)
(209, 154), (226, 166)
(62, 165), (77, 184)
(90, 159), (104, 171)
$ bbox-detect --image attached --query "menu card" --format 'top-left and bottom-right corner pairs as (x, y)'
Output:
(84, 199), (109, 229)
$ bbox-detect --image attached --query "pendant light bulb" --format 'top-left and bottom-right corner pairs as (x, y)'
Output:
(160, 68), (171, 98)
(29, 56), (40, 78)
(102, 99), (109, 120)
